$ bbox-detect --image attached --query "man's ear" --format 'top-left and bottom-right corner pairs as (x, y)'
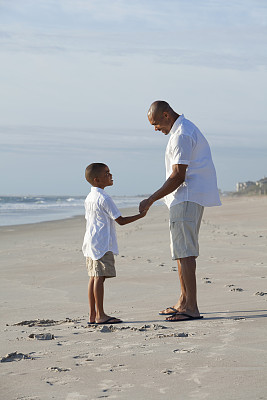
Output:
(163, 111), (169, 119)
(93, 177), (99, 184)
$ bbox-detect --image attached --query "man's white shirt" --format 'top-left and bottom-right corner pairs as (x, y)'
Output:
(164, 114), (221, 208)
(82, 187), (121, 260)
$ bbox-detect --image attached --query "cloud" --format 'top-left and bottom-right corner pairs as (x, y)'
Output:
(0, 1), (266, 70)
(0, 125), (165, 156)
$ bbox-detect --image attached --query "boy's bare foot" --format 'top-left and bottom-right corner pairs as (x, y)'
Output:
(89, 313), (96, 324)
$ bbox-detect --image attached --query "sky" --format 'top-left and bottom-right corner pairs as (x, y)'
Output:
(0, 0), (266, 196)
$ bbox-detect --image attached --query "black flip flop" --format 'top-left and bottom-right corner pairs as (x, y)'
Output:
(166, 313), (203, 322)
(95, 317), (122, 325)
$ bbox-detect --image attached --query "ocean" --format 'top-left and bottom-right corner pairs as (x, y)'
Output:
(0, 195), (145, 227)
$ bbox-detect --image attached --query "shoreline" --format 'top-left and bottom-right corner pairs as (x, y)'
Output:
(0, 194), (149, 228)
(1, 194), (266, 229)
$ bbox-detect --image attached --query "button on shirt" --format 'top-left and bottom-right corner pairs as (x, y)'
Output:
(82, 187), (121, 260)
(164, 114), (221, 209)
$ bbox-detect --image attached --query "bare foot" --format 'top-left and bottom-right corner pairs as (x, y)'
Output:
(89, 313), (96, 323)
(159, 306), (178, 315)
(159, 304), (186, 315)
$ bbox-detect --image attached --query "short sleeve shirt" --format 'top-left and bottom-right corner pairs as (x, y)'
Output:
(82, 187), (121, 260)
(164, 115), (221, 208)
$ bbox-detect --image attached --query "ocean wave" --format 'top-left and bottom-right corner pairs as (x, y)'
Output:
(0, 195), (144, 226)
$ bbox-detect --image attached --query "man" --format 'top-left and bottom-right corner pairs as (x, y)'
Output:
(139, 100), (221, 322)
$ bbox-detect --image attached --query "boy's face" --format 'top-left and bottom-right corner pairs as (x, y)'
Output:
(95, 165), (113, 188)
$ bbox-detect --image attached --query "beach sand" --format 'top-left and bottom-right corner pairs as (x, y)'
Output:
(0, 196), (266, 400)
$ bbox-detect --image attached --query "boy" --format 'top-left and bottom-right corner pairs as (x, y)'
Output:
(82, 163), (146, 325)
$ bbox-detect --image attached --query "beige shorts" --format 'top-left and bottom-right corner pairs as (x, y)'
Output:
(86, 251), (116, 278)
(169, 201), (204, 260)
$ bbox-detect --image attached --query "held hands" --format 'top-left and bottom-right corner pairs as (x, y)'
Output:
(139, 198), (153, 214)
(139, 209), (147, 218)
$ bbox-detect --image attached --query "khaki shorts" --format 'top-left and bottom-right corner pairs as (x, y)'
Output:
(86, 251), (116, 278)
(169, 202), (204, 260)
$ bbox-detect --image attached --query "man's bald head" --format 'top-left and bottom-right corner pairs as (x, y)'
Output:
(147, 100), (179, 135)
(148, 101), (172, 122)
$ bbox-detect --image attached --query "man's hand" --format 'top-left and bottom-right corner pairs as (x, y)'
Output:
(139, 198), (153, 213)
(139, 164), (187, 213)
(139, 210), (147, 218)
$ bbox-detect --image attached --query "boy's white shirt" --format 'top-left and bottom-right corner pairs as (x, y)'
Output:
(82, 187), (121, 260)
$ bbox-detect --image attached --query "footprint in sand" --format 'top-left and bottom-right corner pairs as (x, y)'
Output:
(96, 363), (127, 372)
(161, 369), (174, 375)
(73, 352), (95, 366)
(160, 365), (183, 375)
(173, 348), (195, 353)
(29, 333), (54, 340)
(254, 291), (267, 297)
(47, 366), (71, 372)
(202, 277), (212, 284)
(230, 288), (244, 292)
(98, 379), (134, 394)
(1, 351), (34, 362)
(45, 376), (80, 386)
(14, 318), (79, 327)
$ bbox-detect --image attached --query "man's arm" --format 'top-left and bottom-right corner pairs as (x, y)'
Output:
(139, 164), (187, 213)
(115, 211), (147, 226)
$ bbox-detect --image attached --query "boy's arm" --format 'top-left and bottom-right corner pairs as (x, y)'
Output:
(115, 211), (146, 226)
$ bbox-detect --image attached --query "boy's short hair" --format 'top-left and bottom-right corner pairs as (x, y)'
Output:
(85, 163), (107, 185)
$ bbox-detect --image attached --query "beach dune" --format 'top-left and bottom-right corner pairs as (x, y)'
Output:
(0, 196), (267, 399)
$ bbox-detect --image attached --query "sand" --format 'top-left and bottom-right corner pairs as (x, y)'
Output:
(0, 196), (267, 400)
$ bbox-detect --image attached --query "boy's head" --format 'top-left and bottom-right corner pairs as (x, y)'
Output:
(85, 163), (113, 189)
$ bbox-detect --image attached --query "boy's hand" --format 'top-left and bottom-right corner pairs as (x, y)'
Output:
(139, 198), (153, 213)
(139, 210), (147, 218)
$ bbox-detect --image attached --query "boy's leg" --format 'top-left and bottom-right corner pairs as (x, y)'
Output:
(88, 277), (96, 323)
(93, 276), (122, 324)
(93, 276), (106, 321)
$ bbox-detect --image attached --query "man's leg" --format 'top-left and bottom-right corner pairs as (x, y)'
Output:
(159, 259), (187, 314)
(166, 256), (201, 321)
(180, 256), (199, 314)
(174, 259), (187, 311)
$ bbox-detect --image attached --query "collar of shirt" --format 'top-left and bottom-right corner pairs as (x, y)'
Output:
(91, 186), (105, 194)
(170, 114), (184, 135)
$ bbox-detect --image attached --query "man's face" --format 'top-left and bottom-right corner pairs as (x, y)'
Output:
(96, 166), (113, 188)
(148, 112), (172, 135)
